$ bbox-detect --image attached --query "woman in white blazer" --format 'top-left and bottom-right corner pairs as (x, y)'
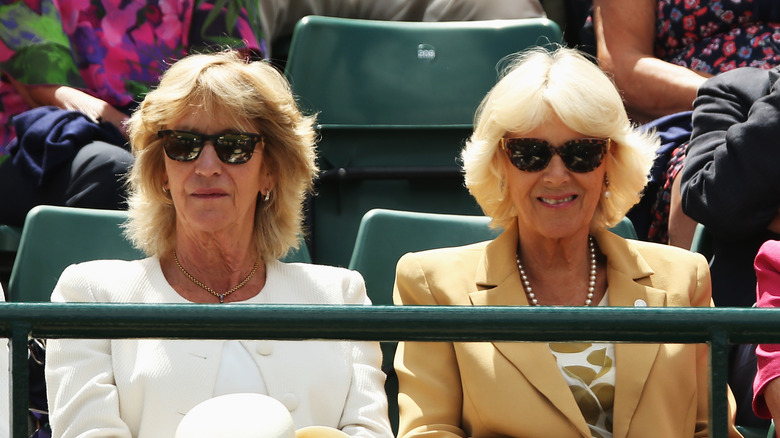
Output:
(44, 51), (392, 438)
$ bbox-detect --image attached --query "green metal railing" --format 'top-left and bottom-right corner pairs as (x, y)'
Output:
(1, 303), (778, 437)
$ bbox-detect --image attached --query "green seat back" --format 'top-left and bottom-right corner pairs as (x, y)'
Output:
(735, 425), (771, 438)
(0, 225), (21, 253)
(8, 206), (145, 302)
(0, 225), (22, 294)
(610, 216), (638, 240)
(8, 205), (311, 302)
(690, 223), (713, 261)
(286, 16), (562, 125)
(285, 16), (563, 266)
(348, 209), (498, 306)
(283, 243), (312, 264)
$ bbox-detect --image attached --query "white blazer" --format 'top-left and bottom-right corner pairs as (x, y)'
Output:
(45, 258), (392, 438)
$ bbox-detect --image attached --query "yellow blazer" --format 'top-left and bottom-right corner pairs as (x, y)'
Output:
(392, 226), (741, 438)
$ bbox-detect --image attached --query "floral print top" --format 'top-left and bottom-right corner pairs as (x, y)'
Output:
(0, 0), (266, 159)
(655, 0), (780, 73)
(645, 0), (780, 244)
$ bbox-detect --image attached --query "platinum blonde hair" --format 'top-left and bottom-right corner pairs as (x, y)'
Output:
(124, 50), (317, 260)
(462, 46), (658, 231)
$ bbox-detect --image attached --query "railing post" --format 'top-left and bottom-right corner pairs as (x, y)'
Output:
(10, 322), (30, 438)
(709, 330), (729, 438)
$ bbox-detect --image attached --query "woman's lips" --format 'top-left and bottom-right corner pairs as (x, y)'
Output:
(538, 194), (576, 205)
(192, 189), (227, 198)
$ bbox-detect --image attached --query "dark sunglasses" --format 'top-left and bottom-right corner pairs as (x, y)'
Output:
(158, 130), (263, 164)
(500, 137), (610, 173)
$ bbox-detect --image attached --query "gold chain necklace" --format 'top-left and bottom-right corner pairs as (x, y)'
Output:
(173, 250), (260, 303)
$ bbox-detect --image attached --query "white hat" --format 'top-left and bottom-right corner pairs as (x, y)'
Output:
(175, 393), (349, 438)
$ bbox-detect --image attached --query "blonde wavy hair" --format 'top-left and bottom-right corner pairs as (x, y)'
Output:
(124, 50), (317, 260)
(462, 46), (658, 231)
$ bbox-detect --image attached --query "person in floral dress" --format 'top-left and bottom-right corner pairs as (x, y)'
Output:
(0, 0), (265, 226)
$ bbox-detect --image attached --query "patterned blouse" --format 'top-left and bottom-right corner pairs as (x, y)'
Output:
(654, 0), (780, 73)
(648, 0), (779, 243)
(0, 0), (266, 159)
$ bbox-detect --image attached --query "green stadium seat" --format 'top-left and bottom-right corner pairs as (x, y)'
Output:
(8, 206), (144, 302)
(348, 209), (497, 305)
(0, 224), (22, 294)
(690, 222), (713, 261)
(736, 424), (771, 438)
(285, 15), (563, 266)
(0, 225), (21, 253)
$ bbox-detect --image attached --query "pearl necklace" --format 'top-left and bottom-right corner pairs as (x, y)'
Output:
(516, 236), (597, 306)
(174, 250), (259, 303)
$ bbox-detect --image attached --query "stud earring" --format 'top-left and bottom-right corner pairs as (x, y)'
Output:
(264, 190), (271, 202)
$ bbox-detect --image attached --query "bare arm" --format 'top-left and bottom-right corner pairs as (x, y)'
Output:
(593, 0), (711, 122)
(23, 84), (129, 138)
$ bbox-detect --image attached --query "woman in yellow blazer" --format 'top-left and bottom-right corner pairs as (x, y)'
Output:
(392, 47), (742, 438)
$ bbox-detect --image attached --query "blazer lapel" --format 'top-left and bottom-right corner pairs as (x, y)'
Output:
(468, 226), (593, 437)
(595, 230), (666, 438)
(466, 228), (673, 438)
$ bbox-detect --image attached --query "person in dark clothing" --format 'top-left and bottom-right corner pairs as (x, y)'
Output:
(680, 65), (780, 429)
(681, 66), (780, 309)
